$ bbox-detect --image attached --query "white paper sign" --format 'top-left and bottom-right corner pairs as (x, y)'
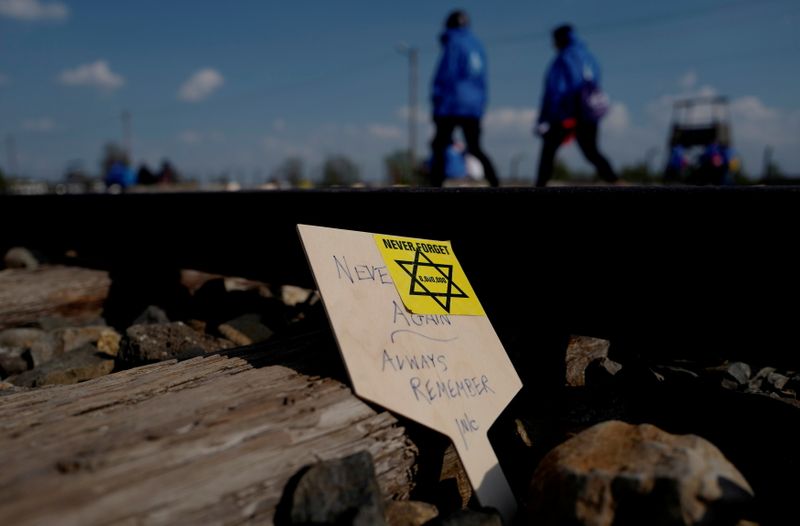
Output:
(298, 224), (522, 520)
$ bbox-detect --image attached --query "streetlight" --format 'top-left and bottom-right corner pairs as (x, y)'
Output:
(396, 43), (419, 170)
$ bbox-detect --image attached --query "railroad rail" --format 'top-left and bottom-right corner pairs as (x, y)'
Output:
(2, 186), (799, 367)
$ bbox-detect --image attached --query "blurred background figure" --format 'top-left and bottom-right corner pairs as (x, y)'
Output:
(137, 164), (158, 185)
(429, 9), (499, 188)
(664, 145), (688, 184)
(534, 24), (618, 187)
(158, 160), (179, 184)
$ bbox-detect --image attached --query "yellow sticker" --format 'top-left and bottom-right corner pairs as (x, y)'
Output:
(375, 234), (484, 316)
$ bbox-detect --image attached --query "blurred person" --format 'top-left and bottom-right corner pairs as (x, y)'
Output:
(664, 145), (688, 183)
(158, 160), (178, 184)
(104, 160), (136, 190)
(429, 9), (499, 187)
(697, 142), (738, 185)
(534, 24), (619, 187)
(137, 163), (158, 185)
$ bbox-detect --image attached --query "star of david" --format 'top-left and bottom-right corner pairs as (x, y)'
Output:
(395, 248), (469, 313)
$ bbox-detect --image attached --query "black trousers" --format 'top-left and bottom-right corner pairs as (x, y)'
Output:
(536, 121), (617, 187)
(430, 116), (499, 187)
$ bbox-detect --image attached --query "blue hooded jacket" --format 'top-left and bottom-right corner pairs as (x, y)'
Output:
(538, 32), (601, 125)
(432, 27), (488, 118)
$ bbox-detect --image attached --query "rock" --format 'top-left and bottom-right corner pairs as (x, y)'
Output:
(97, 329), (121, 357)
(9, 344), (114, 387)
(0, 328), (46, 349)
(35, 315), (106, 332)
(218, 313), (274, 346)
(385, 501), (439, 526)
(132, 305), (170, 325)
(726, 362), (751, 386)
(527, 420), (754, 526)
(0, 346), (31, 377)
(765, 371), (789, 391)
(4, 247), (39, 270)
(424, 508), (503, 526)
(0, 328), (57, 368)
(120, 322), (234, 364)
(284, 450), (387, 526)
(51, 326), (120, 356)
(282, 285), (314, 307)
(0, 380), (28, 396)
(565, 335), (612, 387)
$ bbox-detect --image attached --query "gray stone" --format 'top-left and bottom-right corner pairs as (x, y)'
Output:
(386, 501), (439, 526)
(726, 362), (751, 386)
(765, 372), (789, 391)
(287, 450), (387, 526)
(120, 322), (233, 364)
(132, 305), (170, 326)
(218, 313), (273, 346)
(0, 328), (57, 368)
(0, 346), (31, 376)
(51, 325), (120, 355)
(9, 344), (114, 387)
(35, 316), (107, 332)
(0, 328), (46, 349)
(4, 247), (39, 270)
(527, 420), (753, 526)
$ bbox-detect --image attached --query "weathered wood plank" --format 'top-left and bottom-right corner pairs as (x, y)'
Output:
(0, 353), (417, 525)
(0, 265), (110, 330)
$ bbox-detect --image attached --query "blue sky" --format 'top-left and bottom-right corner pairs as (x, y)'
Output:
(1, 0), (798, 183)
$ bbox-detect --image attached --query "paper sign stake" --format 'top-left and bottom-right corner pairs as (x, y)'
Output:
(297, 224), (522, 522)
(453, 432), (516, 520)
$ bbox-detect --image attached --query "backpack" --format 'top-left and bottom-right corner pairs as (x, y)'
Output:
(578, 79), (610, 122)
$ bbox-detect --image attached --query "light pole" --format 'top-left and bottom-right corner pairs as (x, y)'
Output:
(396, 43), (419, 171)
(121, 110), (132, 162)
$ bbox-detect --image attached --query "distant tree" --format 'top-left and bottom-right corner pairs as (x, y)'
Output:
(384, 149), (425, 186)
(0, 167), (7, 194)
(619, 162), (659, 184)
(271, 157), (306, 188)
(761, 158), (786, 184)
(552, 160), (572, 182)
(319, 155), (360, 187)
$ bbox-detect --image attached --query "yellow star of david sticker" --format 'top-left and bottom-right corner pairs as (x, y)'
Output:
(375, 234), (484, 315)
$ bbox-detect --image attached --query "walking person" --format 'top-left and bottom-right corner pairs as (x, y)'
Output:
(534, 24), (619, 187)
(430, 10), (499, 187)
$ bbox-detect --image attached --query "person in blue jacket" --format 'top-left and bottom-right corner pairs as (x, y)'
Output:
(534, 24), (618, 187)
(429, 10), (499, 187)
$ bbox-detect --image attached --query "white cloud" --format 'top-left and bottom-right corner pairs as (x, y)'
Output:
(178, 68), (224, 102)
(679, 71), (697, 90)
(0, 0), (68, 21)
(484, 107), (538, 134)
(59, 60), (125, 90)
(272, 119), (286, 132)
(395, 105), (427, 123)
(22, 117), (55, 132)
(178, 130), (225, 144)
(604, 102), (631, 134)
(178, 131), (202, 145)
(367, 124), (403, 140)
